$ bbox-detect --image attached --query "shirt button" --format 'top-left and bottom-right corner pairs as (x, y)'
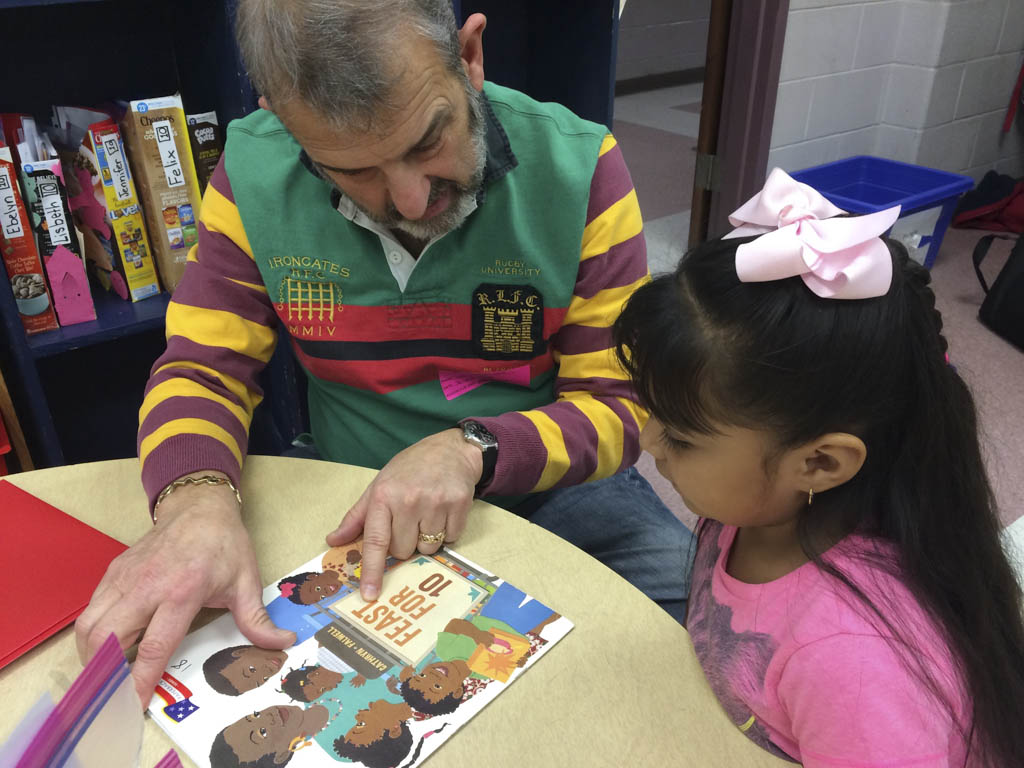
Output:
(388, 252), (403, 264)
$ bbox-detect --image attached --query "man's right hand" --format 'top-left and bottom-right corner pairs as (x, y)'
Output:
(74, 474), (295, 706)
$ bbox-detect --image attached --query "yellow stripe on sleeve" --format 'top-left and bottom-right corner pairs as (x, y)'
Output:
(139, 378), (253, 432)
(598, 134), (618, 158)
(200, 184), (254, 259)
(518, 410), (571, 492)
(153, 360), (263, 414)
(139, 418), (243, 469)
(165, 302), (276, 364)
(556, 347), (628, 383)
(565, 275), (649, 328)
(560, 392), (624, 482)
(227, 277), (269, 294)
(581, 188), (643, 261)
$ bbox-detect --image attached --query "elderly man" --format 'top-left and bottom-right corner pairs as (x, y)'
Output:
(76, 0), (693, 702)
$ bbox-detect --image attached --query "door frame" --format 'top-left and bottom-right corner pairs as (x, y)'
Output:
(690, 0), (790, 246)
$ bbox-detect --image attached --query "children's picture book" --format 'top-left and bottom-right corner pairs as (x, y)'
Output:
(146, 540), (572, 768)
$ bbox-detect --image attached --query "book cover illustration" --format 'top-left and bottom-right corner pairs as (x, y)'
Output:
(147, 539), (572, 768)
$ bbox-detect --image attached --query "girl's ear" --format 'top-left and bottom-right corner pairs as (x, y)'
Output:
(788, 432), (867, 495)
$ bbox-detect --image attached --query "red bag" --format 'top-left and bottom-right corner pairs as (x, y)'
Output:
(952, 171), (1024, 234)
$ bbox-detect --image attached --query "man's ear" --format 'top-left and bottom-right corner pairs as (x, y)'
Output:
(788, 432), (867, 496)
(258, 96), (271, 111)
(458, 13), (486, 91)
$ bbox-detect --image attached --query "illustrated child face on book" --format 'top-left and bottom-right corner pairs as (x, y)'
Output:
(400, 660), (470, 708)
(321, 541), (365, 584)
(277, 570), (343, 605)
(203, 645), (288, 696)
(280, 664), (344, 702)
(345, 699), (413, 747)
(211, 704), (329, 768)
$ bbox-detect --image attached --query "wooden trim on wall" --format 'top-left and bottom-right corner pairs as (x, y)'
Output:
(706, 0), (790, 238)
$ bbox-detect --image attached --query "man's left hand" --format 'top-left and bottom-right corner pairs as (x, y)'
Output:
(327, 428), (482, 601)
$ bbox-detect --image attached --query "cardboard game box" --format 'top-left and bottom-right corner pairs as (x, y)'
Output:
(0, 144), (60, 334)
(120, 95), (203, 293)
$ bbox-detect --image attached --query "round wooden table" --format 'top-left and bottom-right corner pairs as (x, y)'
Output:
(0, 457), (790, 767)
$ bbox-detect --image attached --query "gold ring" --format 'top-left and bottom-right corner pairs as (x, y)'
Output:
(418, 530), (446, 545)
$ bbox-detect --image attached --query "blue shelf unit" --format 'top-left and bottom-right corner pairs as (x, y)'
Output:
(0, 0), (620, 470)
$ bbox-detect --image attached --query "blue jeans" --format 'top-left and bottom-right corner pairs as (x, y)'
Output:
(284, 438), (694, 624)
(519, 467), (694, 624)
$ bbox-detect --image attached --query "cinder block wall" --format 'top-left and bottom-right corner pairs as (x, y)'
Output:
(768, 0), (1024, 181)
(616, 0), (710, 82)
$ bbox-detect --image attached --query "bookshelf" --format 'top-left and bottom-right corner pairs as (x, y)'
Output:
(0, 0), (618, 470)
(0, 0), (258, 467)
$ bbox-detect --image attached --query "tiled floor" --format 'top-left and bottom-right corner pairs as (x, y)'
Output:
(614, 85), (1024, 545)
(614, 84), (702, 278)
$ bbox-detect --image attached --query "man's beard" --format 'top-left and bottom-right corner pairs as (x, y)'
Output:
(340, 81), (487, 242)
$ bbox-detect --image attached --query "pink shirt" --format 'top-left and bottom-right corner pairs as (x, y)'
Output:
(688, 521), (969, 767)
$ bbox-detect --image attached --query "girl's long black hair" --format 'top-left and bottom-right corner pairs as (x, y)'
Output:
(613, 235), (1024, 766)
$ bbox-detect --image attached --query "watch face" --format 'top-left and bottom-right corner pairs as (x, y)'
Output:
(463, 421), (497, 449)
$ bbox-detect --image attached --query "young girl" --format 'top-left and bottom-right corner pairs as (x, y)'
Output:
(613, 169), (1024, 766)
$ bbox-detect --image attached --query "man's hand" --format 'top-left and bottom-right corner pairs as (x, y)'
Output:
(74, 476), (295, 706)
(327, 428), (481, 601)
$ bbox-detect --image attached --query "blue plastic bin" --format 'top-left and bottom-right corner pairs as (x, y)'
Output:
(790, 156), (973, 268)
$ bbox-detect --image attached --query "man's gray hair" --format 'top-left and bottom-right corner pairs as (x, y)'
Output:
(236, 0), (462, 129)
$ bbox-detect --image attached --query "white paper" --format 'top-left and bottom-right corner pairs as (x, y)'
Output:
(153, 120), (185, 188)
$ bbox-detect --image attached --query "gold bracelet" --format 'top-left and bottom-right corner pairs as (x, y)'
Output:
(153, 475), (242, 522)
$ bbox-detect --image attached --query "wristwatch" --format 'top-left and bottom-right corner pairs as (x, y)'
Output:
(459, 419), (498, 494)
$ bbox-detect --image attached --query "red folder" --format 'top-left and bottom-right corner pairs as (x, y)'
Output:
(0, 480), (128, 669)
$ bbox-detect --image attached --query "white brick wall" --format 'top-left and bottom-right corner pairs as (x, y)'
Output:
(616, 0), (710, 81)
(768, 0), (1024, 182)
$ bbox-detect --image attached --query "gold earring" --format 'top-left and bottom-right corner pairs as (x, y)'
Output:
(807, 488), (814, 506)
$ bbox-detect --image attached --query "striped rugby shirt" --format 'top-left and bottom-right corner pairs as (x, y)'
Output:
(138, 83), (650, 509)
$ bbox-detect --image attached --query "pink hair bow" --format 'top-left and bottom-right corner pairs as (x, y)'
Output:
(279, 582), (296, 598)
(723, 167), (901, 299)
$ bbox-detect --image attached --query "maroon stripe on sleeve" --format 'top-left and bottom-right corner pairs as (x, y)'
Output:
(194, 222), (265, 284)
(555, 376), (636, 401)
(208, 155), (234, 204)
(170, 263), (277, 328)
(143, 366), (247, 410)
(138, 396), (250, 455)
(573, 231), (648, 300)
(471, 412), (546, 496)
(554, 325), (614, 357)
(585, 141), (636, 226)
(139, 434), (243, 512)
(149, 335), (270, 398)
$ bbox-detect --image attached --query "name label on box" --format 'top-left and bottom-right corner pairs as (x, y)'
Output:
(38, 180), (72, 246)
(0, 168), (24, 239)
(153, 120), (185, 188)
(99, 134), (133, 202)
